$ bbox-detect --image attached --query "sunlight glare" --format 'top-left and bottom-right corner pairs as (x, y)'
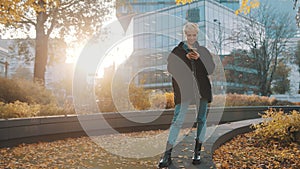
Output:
(97, 37), (133, 78)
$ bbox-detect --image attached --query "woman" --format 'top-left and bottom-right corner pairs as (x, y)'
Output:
(158, 22), (215, 168)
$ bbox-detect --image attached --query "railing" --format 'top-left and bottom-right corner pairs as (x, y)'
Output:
(0, 106), (299, 148)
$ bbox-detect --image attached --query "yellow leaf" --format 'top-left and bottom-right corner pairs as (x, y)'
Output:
(175, 0), (195, 5)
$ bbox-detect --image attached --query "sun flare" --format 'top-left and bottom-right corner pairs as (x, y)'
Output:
(96, 38), (133, 78)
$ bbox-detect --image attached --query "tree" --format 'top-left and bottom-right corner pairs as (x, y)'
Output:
(230, 4), (296, 96)
(271, 61), (291, 94)
(293, 0), (299, 9)
(175, 0), (260, 14)
(295, 40), (300, 93)
(235, 0), (260, 15)
(223, 49), (260, 94)
(175, 0), (194, 5)
(0, 0), (113, 84)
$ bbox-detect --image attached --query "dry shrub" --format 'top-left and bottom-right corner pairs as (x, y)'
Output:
(39, 103), (75, 116)
(149, 92), (174, 109)
(0, 77), (56, 105)
(150, 93), (166, 109)
(252, 109), (300, 145)
(0, 101), (75, 119)
(213, 93), (295, 107)
(129, 84), (151, 110)
(0, 101), (40, 118)
(224, 93), (273, 106)
(165, 92), (175, 109)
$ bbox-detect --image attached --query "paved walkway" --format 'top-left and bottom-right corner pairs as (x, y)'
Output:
(163, 118), (263, 169)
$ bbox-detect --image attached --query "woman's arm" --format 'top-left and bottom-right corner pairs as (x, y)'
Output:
(198, 47), (215, 75)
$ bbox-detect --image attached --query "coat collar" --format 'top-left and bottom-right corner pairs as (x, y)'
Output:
(178, 41), (200, 52)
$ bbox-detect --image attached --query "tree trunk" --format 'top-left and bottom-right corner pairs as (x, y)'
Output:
(34, 6), (48, 85)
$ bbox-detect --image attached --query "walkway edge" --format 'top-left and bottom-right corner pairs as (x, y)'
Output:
(203, 118), (264, 168)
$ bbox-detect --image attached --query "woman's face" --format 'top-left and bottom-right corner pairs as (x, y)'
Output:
(185, 29), (198, 46)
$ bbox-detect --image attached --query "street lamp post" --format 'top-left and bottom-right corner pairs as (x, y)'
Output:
(296, 7), (300, 27)
(213, 19), (224, 94)
(213, 19), (222, 56)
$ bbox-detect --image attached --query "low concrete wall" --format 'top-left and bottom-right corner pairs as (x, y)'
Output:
(0, 106), (299, 148)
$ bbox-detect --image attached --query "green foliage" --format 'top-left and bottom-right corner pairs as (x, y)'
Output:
(253, 109), (300, 145)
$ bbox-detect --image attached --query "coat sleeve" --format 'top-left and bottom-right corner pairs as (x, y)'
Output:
(167, 48), (179, 75)
(199, 47), (215, 75)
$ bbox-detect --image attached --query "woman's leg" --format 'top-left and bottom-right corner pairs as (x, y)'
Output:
(193, 99), (208, 165)
(167, 102), (190, 145)
(159, 102), (190, 168)
(196, 99), (208, 142)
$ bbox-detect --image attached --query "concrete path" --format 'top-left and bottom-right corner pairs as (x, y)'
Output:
(162, 118), (263, 169)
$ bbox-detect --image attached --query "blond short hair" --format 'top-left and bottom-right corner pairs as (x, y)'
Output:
(183, 22), (199, 35)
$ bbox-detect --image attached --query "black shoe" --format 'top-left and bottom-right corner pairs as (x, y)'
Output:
(192, 139), (202, 165)
(158, 143), (173, 168)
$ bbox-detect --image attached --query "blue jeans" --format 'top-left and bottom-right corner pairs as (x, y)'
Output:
(167, 99), (208, 145)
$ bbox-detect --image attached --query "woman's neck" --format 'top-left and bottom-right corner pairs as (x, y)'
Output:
(187, 43), (195, 49)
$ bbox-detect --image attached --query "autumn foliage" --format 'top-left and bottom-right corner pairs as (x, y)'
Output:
(253, 109), (300, 145)
(214, 109), (300, 168)
(235, 0), (260, 15)
(0, 76), (296, 118)
(174, 0), (260, 15)
(0, 77), (74, 118)
(213, 93), (294, 107)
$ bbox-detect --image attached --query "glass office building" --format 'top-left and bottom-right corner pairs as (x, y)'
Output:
(118, 0), (260, 94)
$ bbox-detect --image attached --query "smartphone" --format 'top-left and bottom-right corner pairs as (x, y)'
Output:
(190, 47), (197, 53)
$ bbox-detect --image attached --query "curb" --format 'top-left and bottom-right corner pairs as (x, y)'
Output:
(203, 118), (264, 168)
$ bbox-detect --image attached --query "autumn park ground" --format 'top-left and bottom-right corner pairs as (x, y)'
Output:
(1, 112), (300, 169)
(1, 78), (300, 168)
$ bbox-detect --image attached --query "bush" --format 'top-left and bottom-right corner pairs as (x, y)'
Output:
(225, 93), (274, 106)
(0, 101), (75, 119)
(165, 92), (175, 109)
(15, 78), (56, 105)
(213, 93), (295, 107)
(0, 101), (40, 118)
(39, 103), (75, 116)
(0, 78), (27, 103)
(150, 92), (174, 109)
(129, 83), (151, 110)
(252, 109), (300, 145)
(0, 77), (56, 105)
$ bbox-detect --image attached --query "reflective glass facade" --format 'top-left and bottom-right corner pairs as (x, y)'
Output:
(125, 0), (260, 94)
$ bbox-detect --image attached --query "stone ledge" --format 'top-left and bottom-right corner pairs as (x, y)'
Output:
(203, 118), (264, 168)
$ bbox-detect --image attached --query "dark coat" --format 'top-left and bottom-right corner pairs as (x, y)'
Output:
(167, 41), (215, 104)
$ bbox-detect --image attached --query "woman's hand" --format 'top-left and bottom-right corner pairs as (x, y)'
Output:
(186, 51), (200, 60)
